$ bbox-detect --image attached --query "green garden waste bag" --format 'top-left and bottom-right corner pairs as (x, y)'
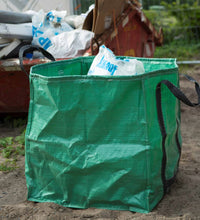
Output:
(25, 56), (200, 213)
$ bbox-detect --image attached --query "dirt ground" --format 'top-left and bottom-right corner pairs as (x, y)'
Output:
(0, 67), (200, 220)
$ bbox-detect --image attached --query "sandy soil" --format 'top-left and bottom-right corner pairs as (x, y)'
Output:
(0, 68), (200, 220)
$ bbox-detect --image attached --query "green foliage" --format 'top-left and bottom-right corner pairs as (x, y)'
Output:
(143, 8), (178, 29)
(144, 1), (200, 45)
(142, 0), (197, 10)
(144, 7), (179, 44)
(0, 137), (13, 148)
(1, 146), (15, 158)
(3, 116), (27, 128)
(0, 143), (25, 159)
(0, 117), (26, 172)
(162, 1), (200, 27)
(154, 43), (200, 60)
(16, 146), (25, 156)
(14, 130), (26, 157)
(0, 159), (17, 172)
(162, 1), (200, 44)
(78, 0), (95, 14)
(15, 130), (26, 146)
(0, 130), (25, 172)
(12, 118), (27, 128)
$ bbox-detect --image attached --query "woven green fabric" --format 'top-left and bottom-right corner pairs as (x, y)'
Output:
(25, 57), (181, 213)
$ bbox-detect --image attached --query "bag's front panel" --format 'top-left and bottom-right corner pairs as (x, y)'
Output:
(26, 76), (150, 213)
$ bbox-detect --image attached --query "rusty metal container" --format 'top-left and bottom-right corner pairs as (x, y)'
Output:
(0, 1), (162, 114)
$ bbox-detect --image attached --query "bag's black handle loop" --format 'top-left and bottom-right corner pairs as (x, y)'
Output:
(157, 78), (200, 108)
(182, 74), (200, 104)
(19, 45), (56, 76)
(156, 75), (200, 194)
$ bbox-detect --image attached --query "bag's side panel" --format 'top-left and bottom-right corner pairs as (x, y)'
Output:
(144, 69), (181, 211)
(25, 76), (35, 196)
(25, 76), (150, 213)
(160, 75), (182, 181)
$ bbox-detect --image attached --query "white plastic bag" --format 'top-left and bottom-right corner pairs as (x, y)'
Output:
(88, 45), (145, 76)
(64, 4), (95, 29)
(32, 10), (73, 50)
(47, 29), (94, 58)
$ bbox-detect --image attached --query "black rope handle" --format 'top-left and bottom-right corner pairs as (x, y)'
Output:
(157, 78), (200, 108)
(19, 45), (56, 76)
(156, 75), (200, 194)
(182, 74), (200, 104)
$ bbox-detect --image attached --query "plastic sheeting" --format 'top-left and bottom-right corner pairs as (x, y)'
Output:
(25, 57), (181, 213)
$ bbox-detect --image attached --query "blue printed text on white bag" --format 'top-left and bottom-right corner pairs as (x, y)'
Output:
(88, 45), (145, 76)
